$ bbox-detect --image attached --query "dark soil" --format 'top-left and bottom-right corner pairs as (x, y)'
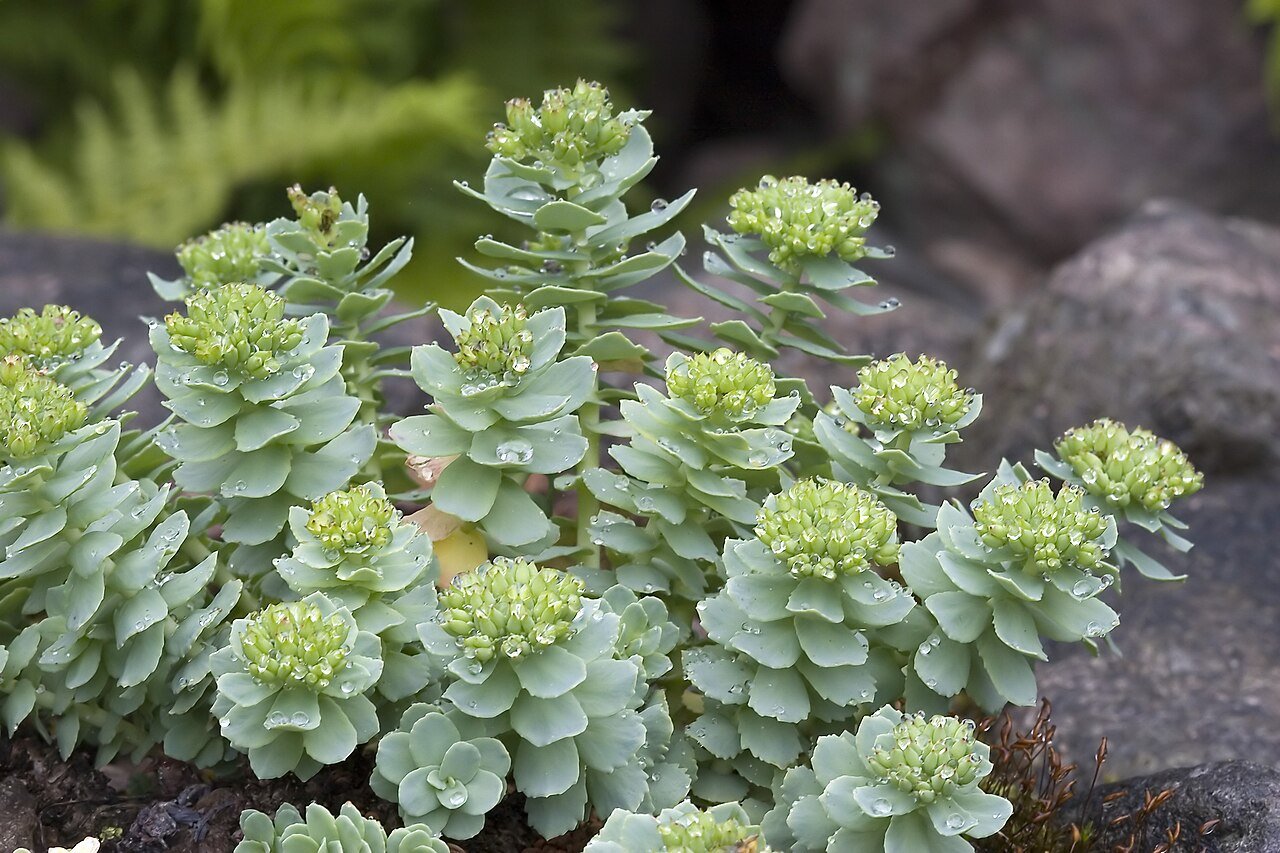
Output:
(0, 733), (597, 853)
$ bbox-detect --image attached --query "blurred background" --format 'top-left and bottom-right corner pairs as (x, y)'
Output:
(1, 0), (1279, 785)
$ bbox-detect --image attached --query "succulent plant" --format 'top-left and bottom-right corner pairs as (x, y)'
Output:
(727, 176), (879, 272)
(586, 800), (769, 852)
(1037, 419), (1203, 580)
(899, 463), (1120, 711)
(152, 221), (271, 299)
(371, 702), (511, 839)
(418, 557), (660, 838)
(763, 706), (1011, 853)
(235, 802), (449, 853)
(390, 297), (594, 549)
(0, 305), (102, 365)
(814, 356), (981, 526)
(487, 79), (634, 179)
(151, 283), (374, 558)
(210, 594), (382, 778)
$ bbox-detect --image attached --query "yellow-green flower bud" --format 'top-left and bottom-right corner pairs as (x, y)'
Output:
(755, 479), (900, 579)
(0, 356), (87, 459)
(486, 79), (632, 169)
(666, 349), (776, 422)
(853, 354), (972, 432)
(657, 810), (760, 852)
(165, 283), (304, 380)
(287, 184), (344, 248)
(240, 601), (350, 689)
(727, 175), (879, 271)
(865, 714), (983, 804)
(306, 485), (397, 555)
(0, 306), (101, 363)
(973, 480), (1110, 575)
(438, 558), (584, 663)
(454, 304), (534, 383)
(1055, 419), (1203, 512)
(176, 222), (269, 290)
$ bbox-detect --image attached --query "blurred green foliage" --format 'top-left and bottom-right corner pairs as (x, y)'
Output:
(0, 0), (628, 305)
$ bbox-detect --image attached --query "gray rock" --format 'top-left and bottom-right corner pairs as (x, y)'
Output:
(1029, 475), (1280, 780)
(961, 201), (1280, 477)
(0, 777), (37, 852)
(1079, 761), (1280, 852)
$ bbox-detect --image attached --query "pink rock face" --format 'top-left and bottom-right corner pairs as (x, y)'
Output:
(782, 0), (1277, 259)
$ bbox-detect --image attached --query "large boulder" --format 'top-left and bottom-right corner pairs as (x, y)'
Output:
(961, 200), (1280, 477)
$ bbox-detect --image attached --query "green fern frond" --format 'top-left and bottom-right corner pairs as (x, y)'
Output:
(2, 66), (484, 246)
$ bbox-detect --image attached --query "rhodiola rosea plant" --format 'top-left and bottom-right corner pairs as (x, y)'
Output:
(0, 80), (1204, 852)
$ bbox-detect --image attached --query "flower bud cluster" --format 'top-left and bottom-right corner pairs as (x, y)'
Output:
(727, 176), (879, 271)
(306, 484), (397, 555)
(177, 222), (269, 290)
(853, 354), (972, 432)
(865, 713), (983, 804)
(0, 356), (87, 458)
(1055, 419), (1203, 512)
(486, 79), (632, 169)
(165, 283), (303, 379)
(454, 304), (534, 383)
(973, 480), (1110, 575)
(657, 810), (759, 852)
(0, 305), (101, 363)
(438, 558), (584, 663)
(240, 601), (351, 689)
(666, 348), (776, 421)
(755, 479), (900, 579)
(287, 184), (344, 248)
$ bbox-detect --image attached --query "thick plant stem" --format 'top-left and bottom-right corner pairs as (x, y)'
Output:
(576, 299), (602, 568)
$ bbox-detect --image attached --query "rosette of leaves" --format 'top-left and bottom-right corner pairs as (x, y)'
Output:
(0, 305), (151, 423)
(1036, 418), (1203, 581)
(813, 354), (981, 526)
(457, 80), (696, 367)
(580, 349), (798, 601)
(209, 594), (383, 779)
(390, 298), (594, 549)
(762, 706), (1012, 853)
(151, 283), (375, 556)
(899, 463), (1120, 711)
(685, 481), (915, 772)
(418, 557), (659, 837)
(585, 800), (769, 852)
(235, 802), (449, 853)
(0, 361), (237, 762)
(675, 175), (895, 365)
(371, 702), (512, 839)
(273, 483), (441, 703)
(149, 221), (271, 300)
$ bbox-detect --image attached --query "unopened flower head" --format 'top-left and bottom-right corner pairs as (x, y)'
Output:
(667, 349), (776, 422)
(1055, 419), (1203, 512)
(0, 356), (87, 459)
(727, 175), (879, 271)
(239, 601), (351, 689)
(165, 283), (303, 380)
(287, 184), (344, 247)
(438, 558), (584, 663)
(454, 304), (534, 383)
(853, 354), (972, 432)
(177, 222), (269, 290)
(0, 305), (101, 363)
(657, 810), (760, 852)
(486, 79), (633, 169)
(865, 713), (983, 804)
(974, 480), (1110, 575)
(756, 479), (899, 579)
(307, 485), (397, 555)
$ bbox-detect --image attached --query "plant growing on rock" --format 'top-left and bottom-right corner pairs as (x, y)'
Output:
(0, 78), (1204, 850)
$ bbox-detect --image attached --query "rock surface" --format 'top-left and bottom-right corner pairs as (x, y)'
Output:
(0, 777), (37, 852)
(1079, 761), (1280, 852)
(961, 200), (1280, 477)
